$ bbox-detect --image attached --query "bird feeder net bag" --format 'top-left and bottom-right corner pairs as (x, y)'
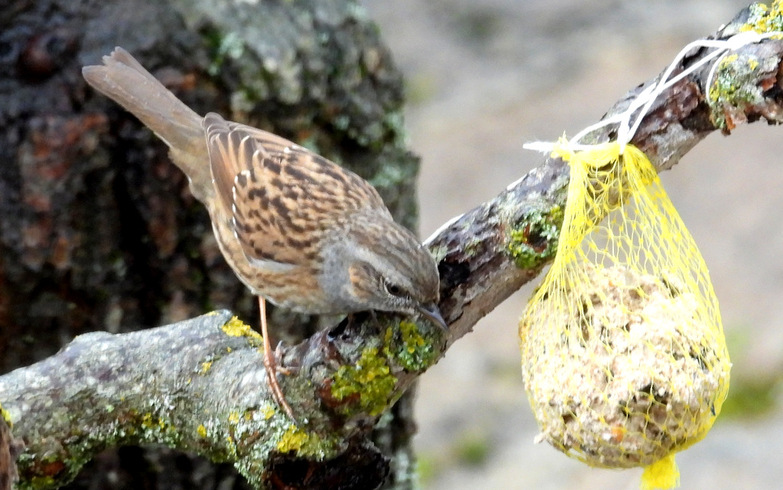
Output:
(519, 142), (730, 488)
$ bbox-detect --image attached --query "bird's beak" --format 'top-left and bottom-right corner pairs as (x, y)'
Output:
(416, 302), (449, 333)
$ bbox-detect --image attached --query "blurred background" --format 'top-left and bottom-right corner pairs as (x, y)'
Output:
(364, 1), (783, 488)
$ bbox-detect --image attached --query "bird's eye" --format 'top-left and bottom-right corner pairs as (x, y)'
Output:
(385, 281), (404, 297)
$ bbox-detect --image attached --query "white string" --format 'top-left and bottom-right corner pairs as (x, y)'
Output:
(524, 31), (782, 157)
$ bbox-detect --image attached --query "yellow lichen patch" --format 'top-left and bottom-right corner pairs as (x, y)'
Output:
(228, 411), (241, 425)
(141, 413), (168, 432)
(707, 54), (738, 104)
(383, 321), (438, 372)
(331, 347), (397, 416)
(221, 316), (263, 346)
(200, 360), (213, 375)
(276, 424), (321, 454)
(399, 321), (426, 353)
(262, 404), (276, 420)
(0, 403), (11, 427)
(225, 434), (238, 458)
(708, 50), (769, 130)
(137, 412), (179, 445)
(739, 1), (783, 34)
(721, 53), (738, 66)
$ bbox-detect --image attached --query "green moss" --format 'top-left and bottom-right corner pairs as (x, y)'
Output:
(331, 347), (397, 416)
(507, 205), (563, 269)
(16, 449), (84, 490)
(28, 476), (57, 489)
(383, 321), (438, 372)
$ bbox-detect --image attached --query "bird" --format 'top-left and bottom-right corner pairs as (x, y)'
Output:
(82, 47), (448, 419)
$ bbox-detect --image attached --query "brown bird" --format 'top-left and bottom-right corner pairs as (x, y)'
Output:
(82, 47), (447, 418)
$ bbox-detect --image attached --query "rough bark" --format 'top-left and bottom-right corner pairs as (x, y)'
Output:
(3, 1), (783, 490)
(1, 0), (417, 488)
(0, 413), (20, 490)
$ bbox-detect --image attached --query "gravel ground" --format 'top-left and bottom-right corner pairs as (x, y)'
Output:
(363, 1), (783, 488)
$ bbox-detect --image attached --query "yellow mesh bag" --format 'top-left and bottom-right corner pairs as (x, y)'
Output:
(519, 142), (731, 489)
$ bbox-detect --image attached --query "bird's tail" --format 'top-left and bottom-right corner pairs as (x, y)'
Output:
(82, 47), (211, 196)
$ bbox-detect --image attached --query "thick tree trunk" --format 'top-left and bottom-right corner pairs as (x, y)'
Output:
(1, 0), (418, 488)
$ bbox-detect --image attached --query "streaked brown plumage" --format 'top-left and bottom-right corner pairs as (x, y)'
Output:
(82, 47), (446, 418)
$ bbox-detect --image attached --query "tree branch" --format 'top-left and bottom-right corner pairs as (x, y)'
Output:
(434, 21), (783, 345)
(3, 4), (783, 489)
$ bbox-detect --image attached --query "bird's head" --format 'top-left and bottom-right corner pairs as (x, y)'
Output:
(320, 214), (447, 332)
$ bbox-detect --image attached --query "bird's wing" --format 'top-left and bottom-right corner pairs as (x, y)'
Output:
(203, 112), (389, 268)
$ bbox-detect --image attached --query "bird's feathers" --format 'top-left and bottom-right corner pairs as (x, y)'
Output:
(204, 113), (390, 269)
